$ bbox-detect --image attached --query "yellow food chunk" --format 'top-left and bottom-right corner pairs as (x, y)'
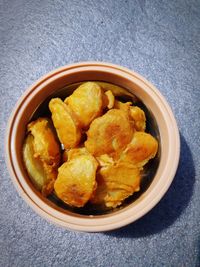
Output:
(114, 101), (146, 131)
(27, 118), (60, 166)
(64, 82), (103, 129)
(96, 154), (115, 167)
(23, 118), (61, 196)
(54, 154), (98, 207)
(85, 109), (134, 157)
(129, 106), (146, 131)
(96, 82), (135, 99)
(120, 132), (158, 167)
(114, 100), (132, 113)
(23, 134), (47, 191)
(90, 163), (141, 208)
(102, 90), (115, 109)
(67, 147), (89, 161)
(49, 98), (81, 149)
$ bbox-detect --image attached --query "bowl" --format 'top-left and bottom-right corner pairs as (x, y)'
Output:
(5, 62), (180, 232)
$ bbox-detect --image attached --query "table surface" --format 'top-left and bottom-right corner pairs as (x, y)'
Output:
(0, 0), (200, 266)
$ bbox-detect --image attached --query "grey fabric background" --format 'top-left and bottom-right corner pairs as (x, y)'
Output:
(0, 0), (200, 266)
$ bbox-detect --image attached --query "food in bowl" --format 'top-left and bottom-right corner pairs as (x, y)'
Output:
(6, 62), (180, 232)
(22, 81), (158, 210)
(23, 118), (61, 196)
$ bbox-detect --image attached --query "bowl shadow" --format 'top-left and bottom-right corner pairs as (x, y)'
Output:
(104, 133), (195, 237)
(196, 238), (200, 267)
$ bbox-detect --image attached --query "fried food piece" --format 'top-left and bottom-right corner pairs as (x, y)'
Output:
(114, 100), (132, 113)
(90, 163), (141, 208)
(23, 135), (47, 191)
(120, 132), (158, 168)
(64, 82), (103, 129)
(62, 147), (89, 164)
(96, 154), (115, 167)
(85, 109), (134, 157)
(114, 101), (146, 131)
(129, 106), (146, 131)
(27, 118), (60, 165)
(23, 118), (61, 196)
(67, 147), (89, 161)
(96, 82), (136, 100)
(49, 98), (81, 149)
(102, 90), (115, 109)
(54, 154), (98, 207)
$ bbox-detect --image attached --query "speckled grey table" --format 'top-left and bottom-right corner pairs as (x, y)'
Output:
(0, 0), (200, 266)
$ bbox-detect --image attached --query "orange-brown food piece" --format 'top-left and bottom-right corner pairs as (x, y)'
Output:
(27, 118), (60, 166)
(23, 118), (61, 196)
(67, 147), (90, 161)
(120, 132), (158, 168)
(129, 106), (146, 131)
(102, 90), (115, 109)
(54, 154), (98, 207)
(64, 82), (103, 129)
(96, 154), (115, 167)
(96, 82), (134, 99)
(49, 98), (81, 149)
(91, 163), (141, 208)
(85, 109), (134, 157)
(114, 100), (146, 131)
(114, 100), (132, 113)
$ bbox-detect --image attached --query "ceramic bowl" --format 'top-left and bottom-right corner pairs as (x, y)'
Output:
(5, 62), (180, 232)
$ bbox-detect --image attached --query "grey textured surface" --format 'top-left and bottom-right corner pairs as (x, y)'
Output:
(0, 0), (200, 266)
